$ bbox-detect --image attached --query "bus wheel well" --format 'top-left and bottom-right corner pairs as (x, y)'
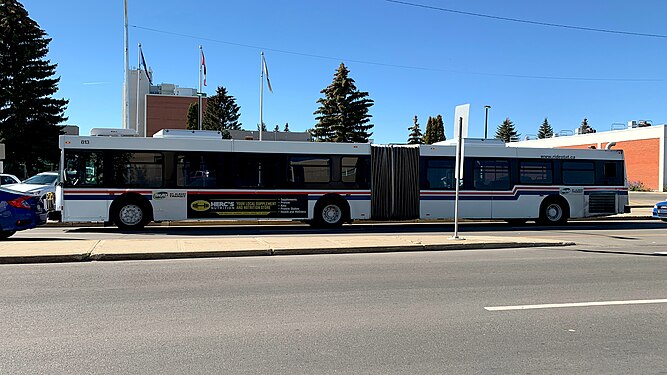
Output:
(109, 193), (153, 229)
(312, 194), (350, 227)
(538, 195), (569, 225)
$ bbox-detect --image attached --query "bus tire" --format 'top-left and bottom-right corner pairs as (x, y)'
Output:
(538, 197), (569, 225)
(111, 196), (151, 230)
(313, 197), (348, 228)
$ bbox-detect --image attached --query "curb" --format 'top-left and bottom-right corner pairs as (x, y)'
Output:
(0, 253), (90, 264)
(0, 241), (574, 264)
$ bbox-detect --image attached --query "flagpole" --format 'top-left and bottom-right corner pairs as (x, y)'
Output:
(259, 52), (265, 141)
(198, 45), (203, 131)
(136, 43), (142, 136)
(123, 0), (130, 129)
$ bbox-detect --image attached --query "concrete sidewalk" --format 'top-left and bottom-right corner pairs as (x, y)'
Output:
(0, 234), (574, 264)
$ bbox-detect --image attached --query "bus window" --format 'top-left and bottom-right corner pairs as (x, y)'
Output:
(233, 154), (284, 189)
(425, 158), (454, 190)
(111, 152), (163, 188)
(289, 156), (330, 185)
(562, 161), (594, 185)
(473, 159), (510, 190)
(176, 153), (219, 188)
(341, 156), (370, 186)
(519, 161), (553, 184)
(63, 150), (104, 187)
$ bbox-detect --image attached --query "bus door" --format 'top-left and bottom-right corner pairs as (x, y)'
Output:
(472, 159), (508, 219)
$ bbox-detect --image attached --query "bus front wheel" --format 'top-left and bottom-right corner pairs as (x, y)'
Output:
(112, 198), (150, 230)
(539, 198), (568, 225)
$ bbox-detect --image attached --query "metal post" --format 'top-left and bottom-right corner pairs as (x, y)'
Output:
(198, 45), (203, 131)
(259, 52), (264, 141)
(484, 105), (491, 139)
(123, 0), (130, 129)
(451, 117), (464, 240)
(136, 43), (141, 136)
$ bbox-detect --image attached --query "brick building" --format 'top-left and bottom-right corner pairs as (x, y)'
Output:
(145, 95), (207, 136)
(513, 124), (667, 191)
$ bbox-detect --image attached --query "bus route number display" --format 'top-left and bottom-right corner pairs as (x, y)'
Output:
(187, 194), (308, 219)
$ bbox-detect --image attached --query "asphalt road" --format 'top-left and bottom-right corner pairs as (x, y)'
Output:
(1, 235), (665, 374)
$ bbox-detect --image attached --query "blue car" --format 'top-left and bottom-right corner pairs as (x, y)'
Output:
(0, 187), (47, 239)
(652, 200), (667, 222)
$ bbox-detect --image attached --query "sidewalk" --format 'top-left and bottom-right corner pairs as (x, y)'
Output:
(0, 234), (574, 264)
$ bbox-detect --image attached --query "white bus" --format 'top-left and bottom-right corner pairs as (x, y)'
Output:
(57, 130), (628, 229)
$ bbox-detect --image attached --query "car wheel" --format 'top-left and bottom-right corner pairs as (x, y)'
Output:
(0, 230), (16, 239)
(113, 199), (149, 230)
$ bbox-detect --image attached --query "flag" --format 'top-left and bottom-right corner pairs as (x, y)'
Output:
(262, 54), (273, 93)
(201, 49), (207, 86)
(139, 46), (152, 85)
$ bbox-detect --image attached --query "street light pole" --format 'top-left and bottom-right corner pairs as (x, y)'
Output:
(484, 105), (491, 139)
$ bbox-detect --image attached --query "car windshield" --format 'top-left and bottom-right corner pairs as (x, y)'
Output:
(23, 174), (57, 185)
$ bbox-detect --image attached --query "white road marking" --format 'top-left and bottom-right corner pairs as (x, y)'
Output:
(485, 299), (667, 311)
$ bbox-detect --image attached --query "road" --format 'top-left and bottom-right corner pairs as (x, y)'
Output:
(1, 220), (666, 374)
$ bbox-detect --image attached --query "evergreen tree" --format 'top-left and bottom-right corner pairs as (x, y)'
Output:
(423, 116), (434, 144)
(0, 0), (67, 176)
(274, 125), (279, 132)
(407, 115), (423, 144)
(202, 85), (241, 131)
(283, 122), (290, 132)
(257, 122), (267, 131)
(537, 117), (553, 139)
(434, 114), (446, 143)
(312, 63), (374, 142)
(185, 102), (199, 130)
(579, 117), (594, 134)
(495, 117), (520, 143)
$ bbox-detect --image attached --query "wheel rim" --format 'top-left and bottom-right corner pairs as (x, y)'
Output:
(321, 204), (342, 224)
(119, 204), (143, 226)
(546, 203), (563, 222)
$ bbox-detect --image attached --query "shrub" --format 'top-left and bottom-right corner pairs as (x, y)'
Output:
(628, 180), (652, 192)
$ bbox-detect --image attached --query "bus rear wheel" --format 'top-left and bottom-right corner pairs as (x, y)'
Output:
(113, 198), (150, 230)
(539, 199), (568, 225)
(313, 199), (347, 228)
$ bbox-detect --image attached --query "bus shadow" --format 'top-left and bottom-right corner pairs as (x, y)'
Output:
(66, 220), (667, 237)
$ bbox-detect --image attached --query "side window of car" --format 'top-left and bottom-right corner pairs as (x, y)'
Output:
(1, 176), (14, 185)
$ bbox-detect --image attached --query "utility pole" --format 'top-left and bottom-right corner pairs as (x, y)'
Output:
(484, 105), (491, 139)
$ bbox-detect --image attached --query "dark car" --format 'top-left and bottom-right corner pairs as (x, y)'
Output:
(0, 187), (47, 239)
(652, 200), (667, 222)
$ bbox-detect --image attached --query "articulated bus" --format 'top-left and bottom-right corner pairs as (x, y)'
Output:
(57, 130), (628, 229)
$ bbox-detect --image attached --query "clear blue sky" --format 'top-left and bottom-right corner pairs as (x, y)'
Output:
(22, 0), (667, 143)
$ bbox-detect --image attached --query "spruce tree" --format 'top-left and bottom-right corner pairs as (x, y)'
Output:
(185, 102), (198, 130)
(407, 115), (423, 144)
(495, 117), (520, 143)
(312, 63), (374, 142)
(274, 125), (280, 132)
(434, 114), (446, 143)
(202, 85), (241, 131)
(423, 116), (434, 144)
(579, 117), (594, 134)
(537, 117), (553, 139)
(283, 122), (290, 132)
(0, 0), (68, 176)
